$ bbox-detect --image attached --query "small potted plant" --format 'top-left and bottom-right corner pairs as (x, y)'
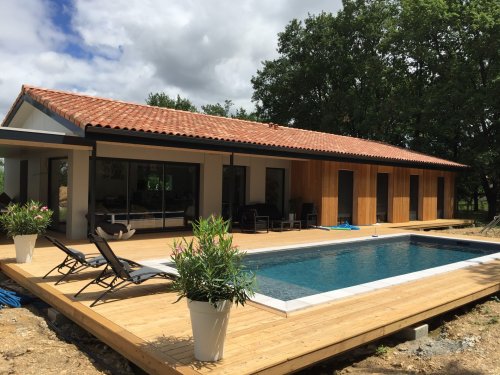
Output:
(0, 200), (52, 263)
(170, 215), (256, 362)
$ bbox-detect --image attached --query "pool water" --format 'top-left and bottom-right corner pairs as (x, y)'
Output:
(243, 236), (498, 301)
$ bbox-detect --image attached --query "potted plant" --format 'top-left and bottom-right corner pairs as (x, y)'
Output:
(0, 200), (52, 263)
(170, 216), (256, 362)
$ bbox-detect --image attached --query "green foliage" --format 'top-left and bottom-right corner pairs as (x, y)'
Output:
(201, 100), (261, 121)
(147, 93), (261, 122)
(146, 92), (198, 112)
(170, 216), (256, 306)
(375, 344), (390, 356)
(252, 0), (500, 217)
(202, 100), (233, 117)
(0, 200), (53, 238)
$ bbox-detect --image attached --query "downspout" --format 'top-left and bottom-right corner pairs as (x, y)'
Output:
(89, 143), (97, 237)
(228, 153), (235, 232)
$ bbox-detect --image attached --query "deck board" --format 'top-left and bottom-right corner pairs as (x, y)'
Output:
(0, 221), (498, 374)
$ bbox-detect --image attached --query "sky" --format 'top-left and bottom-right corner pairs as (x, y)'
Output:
(0, 0), (342, 119)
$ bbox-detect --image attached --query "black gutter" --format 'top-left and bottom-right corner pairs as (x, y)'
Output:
(0, 128), (94, 148)
(85, 127), (467, 172)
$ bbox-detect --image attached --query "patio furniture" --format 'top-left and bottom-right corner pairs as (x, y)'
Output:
(239, 203), (282, 233)
(43, 235), (110, 285)
(89, 213), (136, 240)
(300, 203), (318, 228)
(239, 209), (269, 233)
(271, 219), (301, 231)
(75, 234), (176, 307)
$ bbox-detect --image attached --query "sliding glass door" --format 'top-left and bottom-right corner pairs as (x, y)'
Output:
(265, 168), (285, 217)
(129, 162), (164, 229)
(338, 170), (354, 224)
(376, 173), (389, 222)
(49, 158), (68, 232)
(222, 165), (246, 220)
(409, 175), (419, 220)
(94, 158), (199, 230)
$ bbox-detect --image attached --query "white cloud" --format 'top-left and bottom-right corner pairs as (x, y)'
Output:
(0, 0), (342, 119)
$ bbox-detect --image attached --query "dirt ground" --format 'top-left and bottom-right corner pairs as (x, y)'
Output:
(0, 273), (136, 375)
(300, 295), (500, 375)
(0, 226), (498, 375)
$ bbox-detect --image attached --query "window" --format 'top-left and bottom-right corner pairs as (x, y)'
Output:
(93, 158), (199, 230)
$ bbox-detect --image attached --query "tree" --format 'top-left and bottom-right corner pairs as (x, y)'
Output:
(202, 100), (262, 122)
(252, 0), (499, 218)
(146, 92), (198, 112)
(232, 107), (261, 122)
(201, 100), (233, 117)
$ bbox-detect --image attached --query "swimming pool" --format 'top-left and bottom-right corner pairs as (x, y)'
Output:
(242, 234), (500, 312)
(141, 233), (500, 313)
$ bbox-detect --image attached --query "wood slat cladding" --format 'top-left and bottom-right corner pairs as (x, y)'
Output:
(291, 161), (455, 225)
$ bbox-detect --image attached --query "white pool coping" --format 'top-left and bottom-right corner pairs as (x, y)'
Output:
(141, 234), (500, 314)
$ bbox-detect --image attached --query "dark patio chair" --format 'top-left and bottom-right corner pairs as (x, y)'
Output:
(74, 234), (176, 307)
(300, 203), (318, 228)
(43, 235), (110, 285)
(239, 208), (269, 233)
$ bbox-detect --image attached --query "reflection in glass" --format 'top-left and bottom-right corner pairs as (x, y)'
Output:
(93, 158), (199, 230)
(49, 158), (68, 232)
(164, 164), (198, 227)
(129, 162), (164, 229)
(265, 168), (285, 217)
(222, 165), (246, 220)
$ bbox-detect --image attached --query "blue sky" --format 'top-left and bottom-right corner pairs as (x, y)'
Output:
(0, 0), (342, 118)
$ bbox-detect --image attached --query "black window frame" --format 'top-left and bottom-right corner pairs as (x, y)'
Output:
(92, 156), (200, 231)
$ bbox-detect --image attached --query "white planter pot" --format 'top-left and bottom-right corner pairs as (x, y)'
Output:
(187, 299), (232, 361)
(13, 234), (38, 263)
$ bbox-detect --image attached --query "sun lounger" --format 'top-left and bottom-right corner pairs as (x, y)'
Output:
(74, 234), (176, 307)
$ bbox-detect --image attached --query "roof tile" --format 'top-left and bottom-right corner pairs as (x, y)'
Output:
(1, 85), (466, 168)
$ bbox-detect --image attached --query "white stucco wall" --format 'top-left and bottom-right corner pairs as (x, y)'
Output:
(67, 150), (90, 239)
(8, 102), (79, 135)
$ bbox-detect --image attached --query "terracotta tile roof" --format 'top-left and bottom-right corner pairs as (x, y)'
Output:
(3, 85), (466, 168)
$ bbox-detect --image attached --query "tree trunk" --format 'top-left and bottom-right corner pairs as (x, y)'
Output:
(473, 190), (479, 212)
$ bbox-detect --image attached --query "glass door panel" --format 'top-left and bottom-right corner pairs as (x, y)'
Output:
(338, 170), (354, 224)
(95, 159), (128, 225)
(409, 175), (419, 220)
(129, 162), (164, 229)
(49, 158), (68, 232)
(164, 164), (199, 227)
(222, 165), (246, 220)
(265, 168), (285, 218)
(376, 173), (389, 222)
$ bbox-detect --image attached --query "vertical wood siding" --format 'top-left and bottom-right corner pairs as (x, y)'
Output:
(291, 160), (456, 225)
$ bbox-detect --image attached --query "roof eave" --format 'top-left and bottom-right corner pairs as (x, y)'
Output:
(85, 126), (468, 171)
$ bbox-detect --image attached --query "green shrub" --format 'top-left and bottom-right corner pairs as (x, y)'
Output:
(0, 200), (53, 238)
(170, 216), (256, 306)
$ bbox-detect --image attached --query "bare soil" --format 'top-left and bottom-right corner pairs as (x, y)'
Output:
(0, 226), (498, 375)
(0, 273), (136, 375)
(299, 295), (500, 375)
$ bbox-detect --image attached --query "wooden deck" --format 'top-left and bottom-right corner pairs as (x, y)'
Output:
(386, 218), (475, 230)
(0, 221), (498, 375)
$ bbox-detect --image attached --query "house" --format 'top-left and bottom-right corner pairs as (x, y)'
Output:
(0, 85), (466, 239)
